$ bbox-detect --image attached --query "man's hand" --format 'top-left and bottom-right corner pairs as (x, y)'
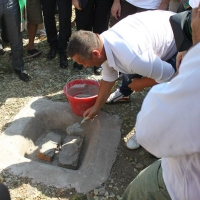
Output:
(72, 0), (82, 10)
(83, 79), (116, 120)
(83, 105), (100, 121)
(128, 78), (145, 92)
(191, 4), (200, 45)
(176, 51), (187, 70)
(111, 0), (121, 20)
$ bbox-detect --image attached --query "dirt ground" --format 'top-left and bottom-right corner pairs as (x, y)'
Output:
(0, 17), (157, 200)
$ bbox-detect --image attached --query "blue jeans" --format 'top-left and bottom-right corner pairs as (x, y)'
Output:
(0, 0), (24, 71)
(41, 0), (72, 55)
(120, 54), (177, 96)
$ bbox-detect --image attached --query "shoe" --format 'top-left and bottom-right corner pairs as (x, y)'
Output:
(47, 48), (57, 60)
(73, 62), (83, 70)
(27, 49), (42, 58)
(15, 69), (30, 82)
(106, 88), (130, 104)
(125, 131), (140, 150)
(94, 66), (102, 75)
(60, 54), (68, 69)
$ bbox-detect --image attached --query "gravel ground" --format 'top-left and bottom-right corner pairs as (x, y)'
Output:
(0, 14), (157, 200)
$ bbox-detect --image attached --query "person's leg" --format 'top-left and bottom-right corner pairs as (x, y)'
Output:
(120, 74), (142, 96)
(57, 0), (71, 69)
(0, 20), (4, 55)
(92, 0), (113, 75)
(0, 5), (4, 55)
(73, 0), (94, 70)
(26, 0), (43, 57)
(75, 0), (94, 31)
(38, 21), (46, 40)
(122, 160), (171, 200)
(41, 0), (58, 59)
(0, 183), (11, 200)
(93, 0), (113, 34)
(1, 15), (9, 43)
(0, 35), (4, 55)
(27, 23), (38, 49)
(4, 0), (29, 81)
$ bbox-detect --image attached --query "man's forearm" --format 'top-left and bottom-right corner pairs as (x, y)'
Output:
(140, 77), (158, 88)
(94, 80), (116, 109)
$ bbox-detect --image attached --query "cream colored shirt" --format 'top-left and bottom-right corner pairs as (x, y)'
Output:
(101, 10), (177, 83)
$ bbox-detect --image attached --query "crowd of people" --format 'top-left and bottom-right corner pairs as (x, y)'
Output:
(0, 0), (180, 82)
(1, 0), (200, 199)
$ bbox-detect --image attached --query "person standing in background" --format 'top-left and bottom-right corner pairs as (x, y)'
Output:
(41, 0), (72, 69)
(111, 0), (170, 27)
(26, 0), (43, 57)
(72, 0), (114, 75)
(0, 0), (29, 82)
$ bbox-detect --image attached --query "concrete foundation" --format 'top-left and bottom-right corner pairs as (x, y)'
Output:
(0, 98), (121, 193)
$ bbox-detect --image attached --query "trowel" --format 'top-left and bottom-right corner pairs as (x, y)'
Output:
(66, 117), (89, 135)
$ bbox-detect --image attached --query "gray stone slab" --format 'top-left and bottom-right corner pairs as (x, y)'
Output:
(58, 136), (83, 170)
(0, 97), (121, 193)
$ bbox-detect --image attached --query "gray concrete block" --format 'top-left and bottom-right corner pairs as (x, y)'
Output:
(58, 136), (83, 170)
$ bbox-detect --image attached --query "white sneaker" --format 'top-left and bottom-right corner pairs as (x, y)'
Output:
(106, 88), (130, 104)
(125, 132), (140, 150)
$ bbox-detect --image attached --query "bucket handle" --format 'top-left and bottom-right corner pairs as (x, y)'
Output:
(66, 75), (100, 85)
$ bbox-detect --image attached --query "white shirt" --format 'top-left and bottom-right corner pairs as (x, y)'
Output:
(136, 43), (200, 200)
(126, 0), (162, 9)
(101, 10), (177, 83)
(189, 0), (200, 8)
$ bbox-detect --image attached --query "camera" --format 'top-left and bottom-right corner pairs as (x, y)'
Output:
(170, 10), (192, 52)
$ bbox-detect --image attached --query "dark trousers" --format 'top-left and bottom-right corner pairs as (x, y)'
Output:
(110, 0), (148, 26)
(0, 0), (24, 71)
(120, 54), (177, 96)
(75, 0), (113, 34)
(0, 183), (11, 200)
(41, 0), (72, 55)
(1, 16), (8, 42)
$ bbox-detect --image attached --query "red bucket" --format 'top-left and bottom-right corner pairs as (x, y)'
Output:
(63, 79), (99, 116)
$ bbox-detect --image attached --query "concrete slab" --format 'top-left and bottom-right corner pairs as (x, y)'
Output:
(0, 97), (121, 193)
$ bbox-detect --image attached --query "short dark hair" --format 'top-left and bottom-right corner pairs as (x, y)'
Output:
(67, 30), (100, 60)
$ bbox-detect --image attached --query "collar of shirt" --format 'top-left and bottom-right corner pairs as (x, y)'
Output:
(100, 33), (116, 69)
